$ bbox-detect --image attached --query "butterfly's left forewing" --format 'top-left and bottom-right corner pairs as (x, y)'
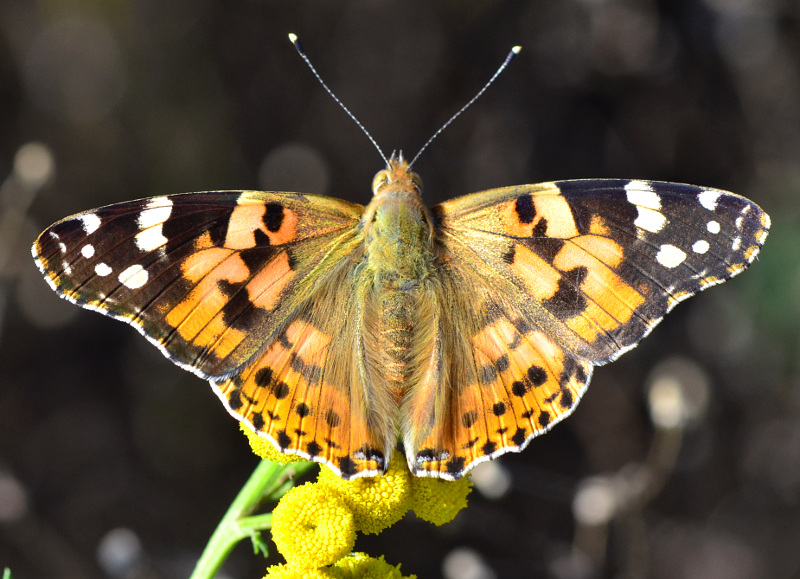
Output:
(33, 191), (364, 379)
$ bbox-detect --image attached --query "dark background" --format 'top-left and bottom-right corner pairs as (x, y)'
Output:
(1, 1), (798, 577)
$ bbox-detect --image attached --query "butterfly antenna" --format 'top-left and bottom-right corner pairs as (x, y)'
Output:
(289, 33), (390, 167)
(408, 45), (521, 169)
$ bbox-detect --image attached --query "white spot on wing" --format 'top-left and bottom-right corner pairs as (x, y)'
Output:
(634, 207), (667, 233)
(625, 181), (661, 209)
(81, 244), (95, 258)
(137, 197), (173, 228)
(698, 190), (721, 211)
(626, 181), (666, 233)
(95, 262), (113, 276)
(58, 242), (67, 254)
(656, 244), (687, 268)
(732, 237), (741, 251)
(79, 213), (101, 234)
(119, 264), (148, 289)
(135, 227), (168, 252)
(135, 197), (172, 252)
(692, 240), (709, 254)
(707, 220), (720, 234)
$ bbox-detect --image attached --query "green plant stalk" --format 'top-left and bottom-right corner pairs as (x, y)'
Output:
(190, 458), (316, 579)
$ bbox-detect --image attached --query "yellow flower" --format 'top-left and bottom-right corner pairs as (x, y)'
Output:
(410, 475), (472, 526)
(331, 552), (417, 579)
(317, 452), (411, 535)
(271, 483), (356, 569)
(242, 423), (305, 464)
(264, 553), (416, 579)
(263, 564), (336, 578)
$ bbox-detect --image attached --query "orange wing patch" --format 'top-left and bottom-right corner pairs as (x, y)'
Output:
(162, 239), (296, 362)
(164, 248), (249, 358)
(213, 319), (387, 479)
(225, 199), (298, 248)
(411, 313), (591, 479)
(552, 239), (646, 343)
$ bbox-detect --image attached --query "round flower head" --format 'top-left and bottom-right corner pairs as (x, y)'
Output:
(410, 475), (472, 526)
(263, 564), (336, 579)
(317, 452), (411, 535)
(242, 423), (305, 464)
(332, 552), (417, 579)
(271, 483), (356, 569)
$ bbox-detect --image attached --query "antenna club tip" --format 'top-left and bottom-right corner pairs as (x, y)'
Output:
(512, 46), (522, 54)
(288, 33), (304, 54)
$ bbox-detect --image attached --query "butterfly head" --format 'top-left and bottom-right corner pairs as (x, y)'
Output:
(372, 155), (423, 200)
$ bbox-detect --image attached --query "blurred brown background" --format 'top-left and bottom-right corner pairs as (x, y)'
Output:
(1, 0), (798, 577)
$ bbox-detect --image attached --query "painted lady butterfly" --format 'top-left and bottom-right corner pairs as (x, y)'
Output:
(32, 39), (770, 480)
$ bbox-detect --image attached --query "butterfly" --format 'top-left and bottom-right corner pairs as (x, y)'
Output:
(32, 36), (770, 480)
(32, 156), (769, 479)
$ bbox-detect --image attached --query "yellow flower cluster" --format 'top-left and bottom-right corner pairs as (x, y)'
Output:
(242, 424), (305, 465)
(410, 475), (473, 526)
(267, 449), (473, 574)
(271, 484), (356, 569)
(264, 552), (415, 578)
(317, 453), (411, 535)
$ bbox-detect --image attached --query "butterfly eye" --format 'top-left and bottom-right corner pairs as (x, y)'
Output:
(372, 171), (390, 194)
(411, 173), (423, 193)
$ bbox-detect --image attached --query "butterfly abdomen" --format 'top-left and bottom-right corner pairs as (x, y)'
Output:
(379, 289), (415, 386)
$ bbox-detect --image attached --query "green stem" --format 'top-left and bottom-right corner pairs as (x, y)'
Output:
(238, 513), (273, 533)
(189, 459), (316, 579)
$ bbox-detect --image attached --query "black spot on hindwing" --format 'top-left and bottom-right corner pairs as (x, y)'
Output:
(324, 409), (341, 428)
(338, 456), (358, 478)
(271, 381), (290, 400)
(276, 430), (292, 449)
(254, 367), (273, 387)
(527, 365), (547, 386)
(482, 441), (497, 455)
(462, 410), (479, 428)
(446, 456), (466, 476)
